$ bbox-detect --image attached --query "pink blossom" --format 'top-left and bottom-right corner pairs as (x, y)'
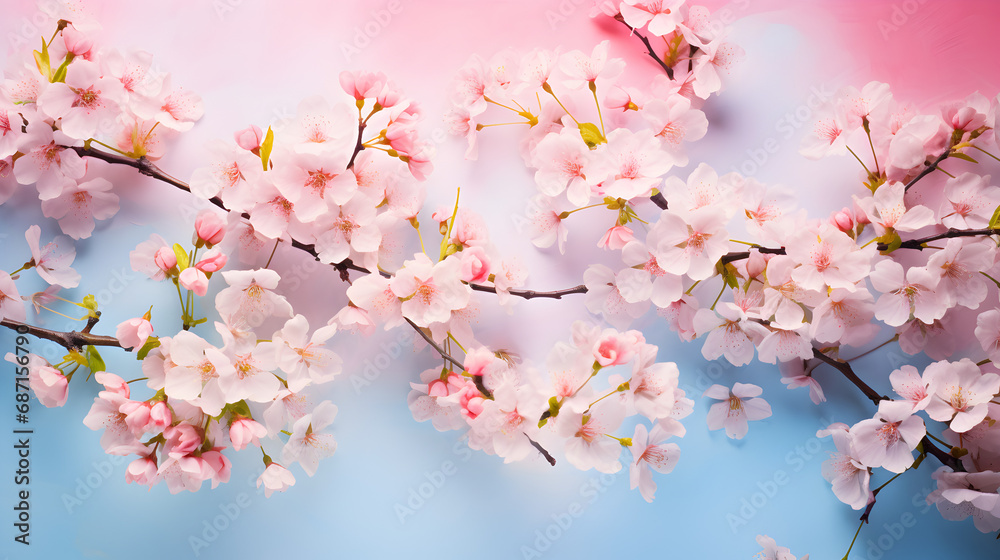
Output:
(132, 83), (204, 132)
(889, 365), (937, 411)
(559, 40), (625, 89)
(755, 534), (810, 560)
(704, 382), (772, 439)
(116, 316), (153, 350)
(592, 329), (640, 367)
(257, 462), (296, 497)
(272, 314), (341, 392)
(818, 423), (871, 511)
(583, 264), (651, 330)
(390, 253), (471, 328)
(559, 398), (626, 473)
(339, 70), (388, 101)
(693, 301), (770, 366)
(849, 400), (925, 473)
(629, 419), (683, 503)
(38, 60), (126, 139)
(975, 309), (1000, 365)
(229, 417), (267, 451)
(281, 400), (338, 476)
(178, 267), (209, 297)
(923, 359), (1000, 433)
(6, 353), (68, 408)
(785, 223), (872, 293)
(640, 94), (708, 165)
(215, 268), (293, 326)
(621, 0), (684, 36)
(234, 125), (263, 151)
(940, 172), (1000, 229)
(162, 422), (203, 459)
(0, 272), (26, 323)
(194, 210), (227, 247)
(854, 180), (935, 237)
(458, 246), (491, 284)
(870, 260), (946, 327)
(130, 233), (171, 281)
(598, 225), (634, 250)
(125, 456), (159, 487)
(927, 467), (1000, 533)
(594, 129), (674, 200)
(648, 208), (729, 282)
(155, 246), (178, 273)
(13, 122), (86, 200)
(39, 177), (120, 240)
(25, 225), (80, 288)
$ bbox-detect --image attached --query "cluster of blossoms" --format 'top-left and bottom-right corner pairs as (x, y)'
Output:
(0, 6), (203, 240)
(407, 320), (690, 502)
(453, 0), (1000, 544)
(445, 0), (741, 254)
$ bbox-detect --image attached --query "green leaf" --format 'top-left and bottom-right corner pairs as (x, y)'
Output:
(578, 122), (606, 148)
(136, 337), (160, 360)
(951, 152), (979, 164)
(172, 243), (190, 270)
(259, 126), (274, 171)
(989, 204), (1000, 229)
(879, 230), (903, 254)
(33, 38), (51, 81)
(85, 345), (106, 374)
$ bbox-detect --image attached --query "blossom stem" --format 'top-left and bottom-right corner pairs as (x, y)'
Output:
(846, 146), (872, 176)
(476, 121), (533, 128)
(865, 127), (880, 175)
(541, 84), (580, 125)
(972, 145), (1000, 163)
(845, 335), (899, 363)
(483, 95), (521, 114)
(447, 332), (467, 354)
(903, 149), (950, 192)
(924, 431), (950, 448)
(125, 377), (149, 384)
(591, 83), (606, 137)
(872, 471), (905, 495)
(709, 281), (726, 311)
(841, 516), (866, 560)
(87, 138), (130, 157)
(37, 305), (83, 321)
(614, 16), (674, 79)
(264, 239), (280, 269)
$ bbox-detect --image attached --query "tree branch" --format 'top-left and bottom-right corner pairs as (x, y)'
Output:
(614, 15), (674, 80)
(719, 246), (786, 266)
(811, 348), (887, 405)
(877, 227), (1000, 252)
(468, 282), (588, 300)
(903, 149), (950, 193)
(1, 318), (122, 351)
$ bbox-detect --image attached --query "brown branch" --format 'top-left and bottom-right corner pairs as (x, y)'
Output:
(524, 433), (556, 466)
(1, 318), (122, 351)
(719, 246), (786, 266)
(903, 150), (950, 193)
(614, 15), (674, 80)
(811, 348), (886, 405)
(921, 436), (964, 472)
(650, 192), (668, 210)
(877, 228), (1000, 252)
(404, 317), (464, 371)
(71, 144), (587, 301)
(346, 120), (366, 170)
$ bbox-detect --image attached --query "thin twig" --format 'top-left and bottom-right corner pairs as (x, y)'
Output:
(614, 15), (674, 79)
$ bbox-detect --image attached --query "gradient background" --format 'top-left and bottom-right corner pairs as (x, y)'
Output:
(2, 1), (1000, 558)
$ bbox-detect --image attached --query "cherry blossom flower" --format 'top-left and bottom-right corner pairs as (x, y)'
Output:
(629, 419), (683, 502)
(215, 268), (293, 327)
(0, 272), (26, 323)
(640, 94), (707, 165)
(620, 0), (684, 36)
(593, 129), (674, 200)
(853, 180), (935, 237)
(25, 224), (80, 288)
(7, 353), (68, 408)
(178, 267), (209, 297)
(257, 461), (296, 497)
(559, 398), (627, 473)
(704, 382), (772, 439)
(975, 309), (1000, 365)
(869, 260), (945, 327)
(849, 400), (925, 473)
(889, 365), (937, 411)
(940, 172), (1000, 229)
(531, 128), (598, 205)
(82, 372), (147, 455)
(37, 60), (126, 139)
(272, 314), (342, 392)
(583, 264), (651, 330)
(755, 534), (810, 560)
(559, 40), (625, 90)
(693, 300), (770, 366)
(927, 467), (1000, 533)
(116, 316), (153, 350)
(648, 208), (729, 281)
(800, 103), (851, 160)
(925, 238), (992, 310)
(817, 423), (871, 510)
(281, 400), (338, 476)
(390, 253), (470, 329)
(785, 223), (872, 293)
(229, 417), (267, 452)
(13, 121), (86, 200)
(40, 177), (119, 239)
(922, 359), (1000, 433)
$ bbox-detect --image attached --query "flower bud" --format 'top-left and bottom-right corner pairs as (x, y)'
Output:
(194, 210), (226, 247)
(234, 125), (263, 151)
(154, 246), (177, 272)
(178, 267), (209, 296)
(62, 26), (93, 57)
(194, 248), (227, 273)
(831, 207), (854, 233)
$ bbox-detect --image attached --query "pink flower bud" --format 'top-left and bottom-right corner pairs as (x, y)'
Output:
(257, 462), (296, 497)
(194, 210), (226, 247)
(116, 317), (153, 350)
(458, 246), (491, 284)
(149, 401), (172, 433)
(62, 26), (93, 57)
(125, 456), (158, 486)
(339, 70), (387, 101)
(163, 423), (202, 459)
(229, 417), (266, 451)
(120, 401), (153, 436)
(19, 354), (68, 408)
(746, 249), (767, 279)
(178, 267), (209, 297)
(831, 208), (855, 233)
(154, 246), (177, 271)
(593, 331), (638, 367)
(194, 248), (227, 273)
(598, 225), (635, 251)
(234, 125), (263, 151)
